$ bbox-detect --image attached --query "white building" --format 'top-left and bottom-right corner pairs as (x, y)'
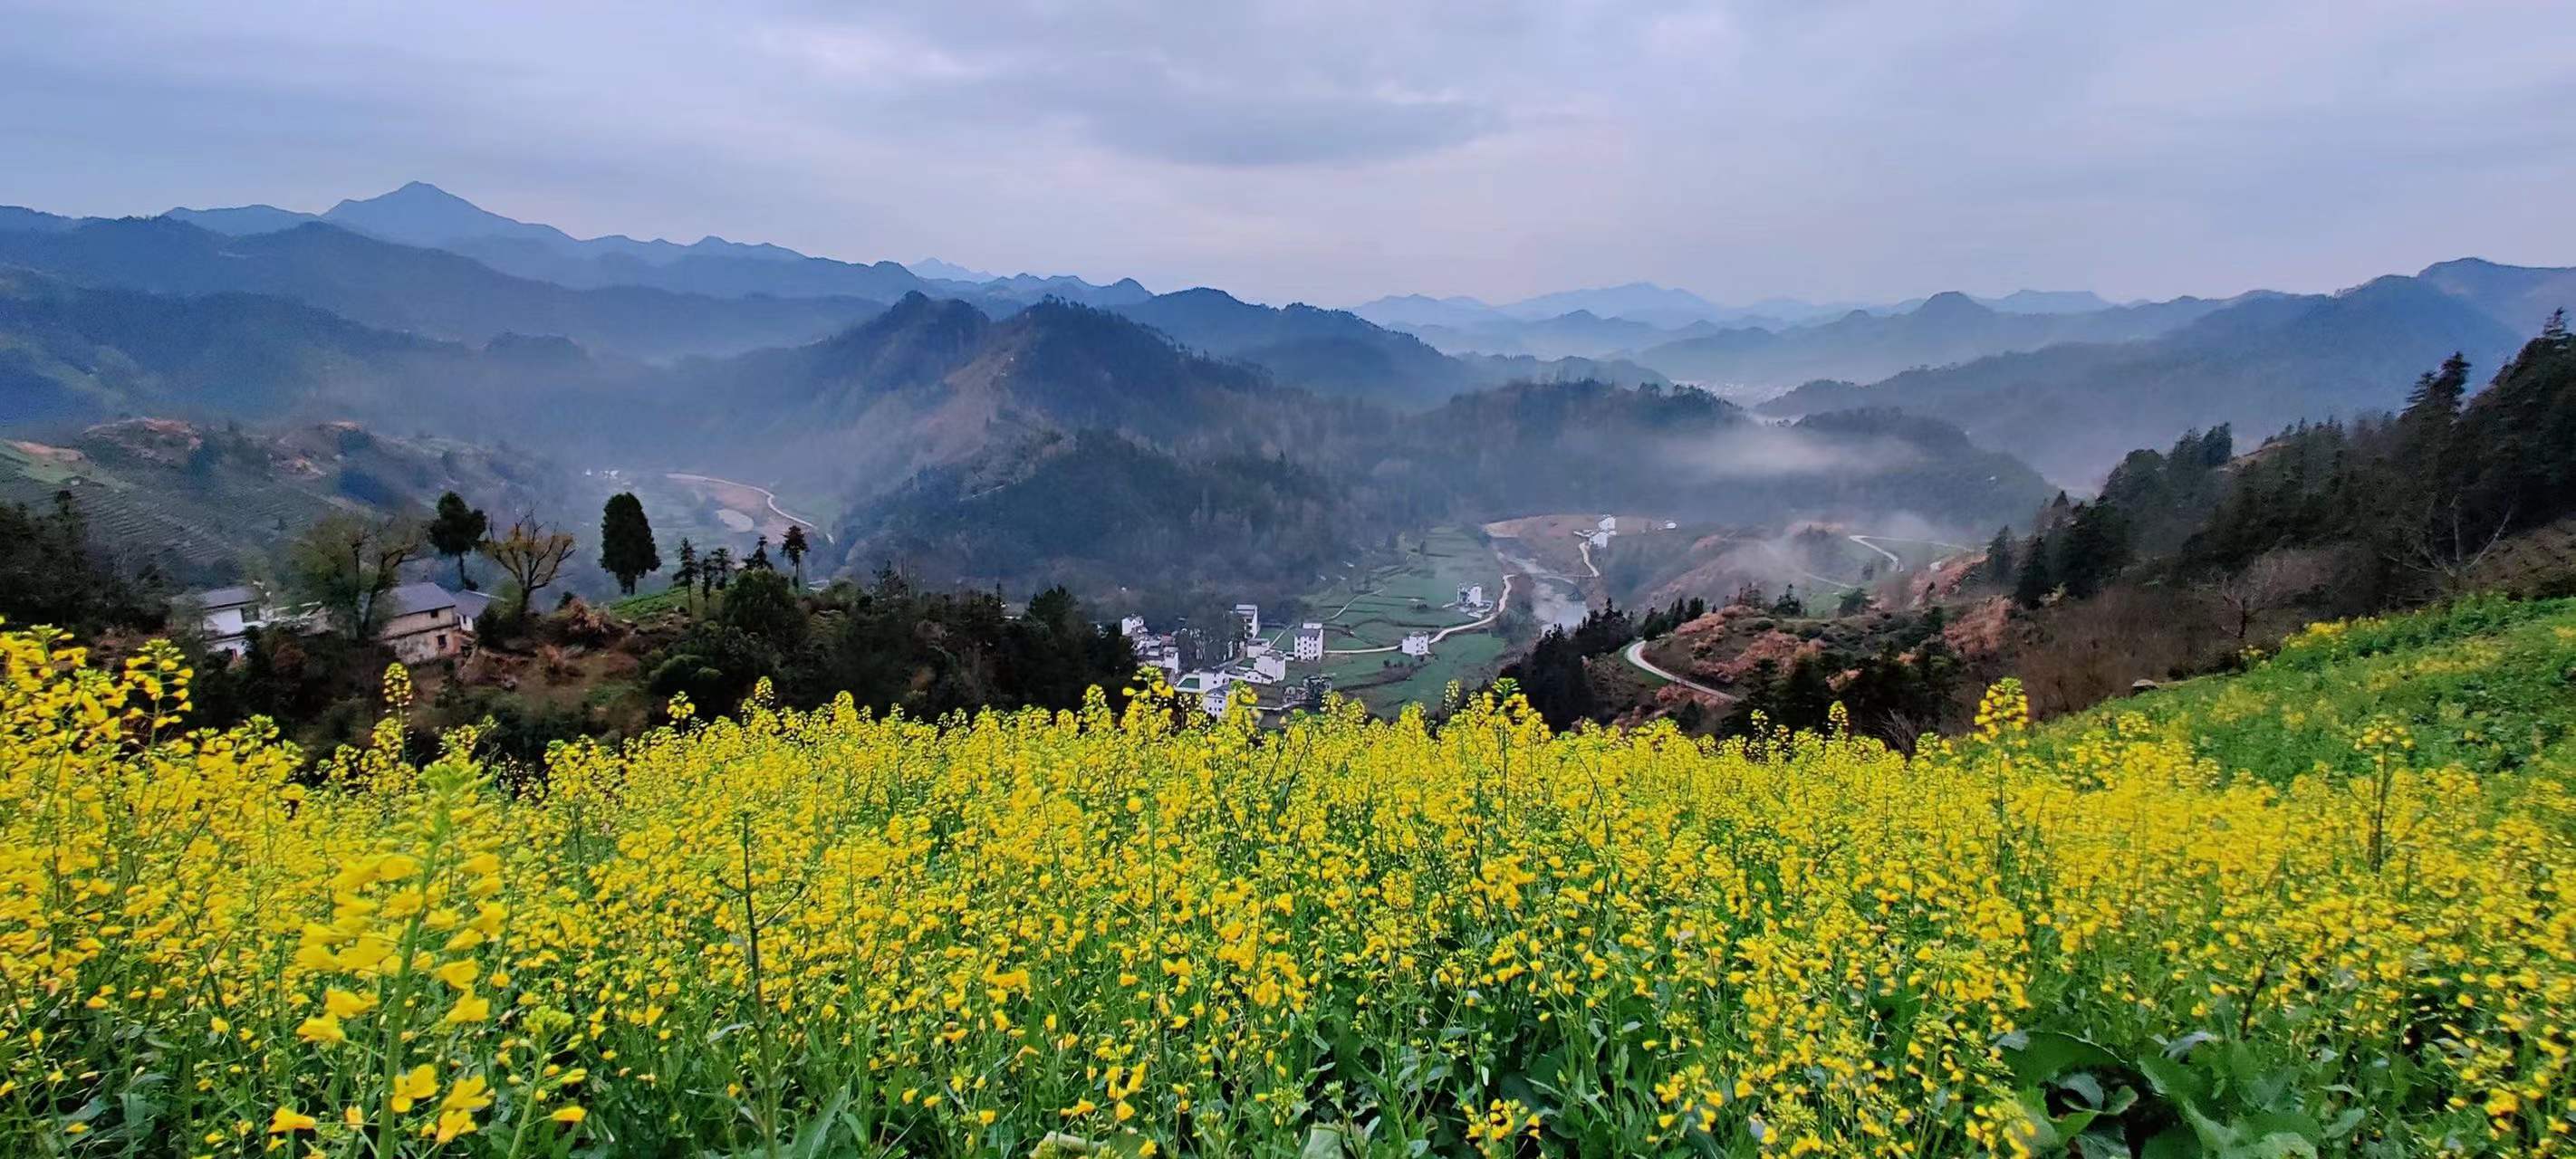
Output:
(1248, 653), (1287, 683)
(1456, 583), (1486, 609)
(1400, 631), (1432, 658)
(1598, 515), (1617, 532)
(192, 585), (272, 658)
(1173, 671), (1233, 717)
(1293, 622), (1325, 661)
(1587, 530), (1611, 550)
(1233, 603), (1261, 641)
(1120, 614), (1148, 639)
(1661, 520), (1678, 531)
(191, 584), (333, 658)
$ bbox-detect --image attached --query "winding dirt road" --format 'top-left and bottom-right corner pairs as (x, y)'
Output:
(666, 474), (834, 544)
(1621, 638), (1732, 701)
(1847, 534), (1972, 572)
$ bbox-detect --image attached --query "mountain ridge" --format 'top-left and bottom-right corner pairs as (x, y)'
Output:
(1758, 273), (2530, 484)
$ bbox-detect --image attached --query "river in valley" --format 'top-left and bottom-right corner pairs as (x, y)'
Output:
(1490, 540), (1589, 630)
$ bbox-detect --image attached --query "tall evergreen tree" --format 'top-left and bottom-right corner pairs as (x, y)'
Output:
(746, 534), (774, 571)
(598, 493), (662, 596)
(1498, 627), (1600, 731)
(672, 540), (700, 615)
(427, 492), (488, 590)
(2054, 503), (2132, 599)
(1981, 526), (2015, 587)
(2013, 532), (2053, 608)
(2396, 351), (2474, 493)
(0, 490), (166, 637)
(781, 525), (810, 588)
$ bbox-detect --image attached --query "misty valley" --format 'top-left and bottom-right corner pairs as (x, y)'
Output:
(11, 6), (2576, 1154)
(6, 185), (2575, 737)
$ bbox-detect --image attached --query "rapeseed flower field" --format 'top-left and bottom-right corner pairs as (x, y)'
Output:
(3, 599), (2572, 1156)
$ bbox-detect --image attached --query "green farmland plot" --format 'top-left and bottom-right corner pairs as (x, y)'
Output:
(1293, 526), (1515, 715)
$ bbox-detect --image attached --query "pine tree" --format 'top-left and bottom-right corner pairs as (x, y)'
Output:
(672, 540), (700, 616)
(2054, 503), (2131, 599)
(747, 535), (774, 571)
(781, 525), (810, 588)
(1981, 526), (2015, 587)
(598, 493), (662, 596)
(427, 492), (488, 590)
(1773, 655), (1836, 731)
(2013, 532), (2052, 608)
(2398, 351), (2472, 490)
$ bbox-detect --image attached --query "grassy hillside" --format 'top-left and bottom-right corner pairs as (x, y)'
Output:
(2035, 594), (2576, 788)
(4, 597), (2569, 1155)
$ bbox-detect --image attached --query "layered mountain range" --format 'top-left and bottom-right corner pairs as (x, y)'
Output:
(3, 181), (2569, 597)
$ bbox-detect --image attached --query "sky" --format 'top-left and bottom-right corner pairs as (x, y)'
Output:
(5, 0), (2573, 307)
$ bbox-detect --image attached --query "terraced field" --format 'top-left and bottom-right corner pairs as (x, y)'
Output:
(0, 422), (565, 584)
(0, 442), (345, 580)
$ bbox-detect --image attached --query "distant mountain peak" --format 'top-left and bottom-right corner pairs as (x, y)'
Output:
(2419, 256), (2509, 276)
(909, 257), (1002, 283)
(322, 182), (546, 251)
(334, 180), (477, 213)
(1498, 282), (1725, 326)
(1911, 291), (1993, 320)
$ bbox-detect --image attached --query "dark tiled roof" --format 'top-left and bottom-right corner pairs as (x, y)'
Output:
(379, 581), (460, 618)
(195, 585), (262, 608)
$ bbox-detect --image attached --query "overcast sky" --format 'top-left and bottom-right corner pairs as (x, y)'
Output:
(5, 0), (2572, 306)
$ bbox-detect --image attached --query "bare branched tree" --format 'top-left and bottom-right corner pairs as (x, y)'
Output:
(2389, 496), (2515, 598)
(2210, 548), (2333, 646)
(479, 511), (578, 621)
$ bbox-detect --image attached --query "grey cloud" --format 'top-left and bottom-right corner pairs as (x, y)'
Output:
(760, 3), (1522, 167)
(1072, 88), (1498, 168)
(5, 0), (2574, 305)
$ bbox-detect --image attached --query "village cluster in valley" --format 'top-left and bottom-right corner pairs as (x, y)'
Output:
(1121, 581), (1495, 717)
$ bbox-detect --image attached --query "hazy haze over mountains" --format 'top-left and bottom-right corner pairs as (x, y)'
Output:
(6, 175), (2571, 494)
